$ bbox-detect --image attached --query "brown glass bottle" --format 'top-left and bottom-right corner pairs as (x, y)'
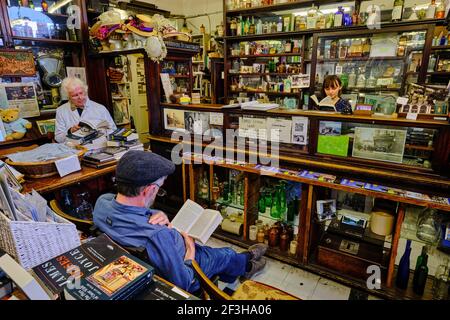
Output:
(279, 228), (289, 251)
(268, 226), (279, 247)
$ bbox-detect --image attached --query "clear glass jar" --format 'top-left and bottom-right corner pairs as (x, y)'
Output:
(416, 208), (441, 244)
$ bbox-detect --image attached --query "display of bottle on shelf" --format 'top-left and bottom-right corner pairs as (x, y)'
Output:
(229, 39), (303, 57)
(228, 5), (367, 37)
(206, 170), (245, 208)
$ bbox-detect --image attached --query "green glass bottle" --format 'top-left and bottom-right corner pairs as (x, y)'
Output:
(264, 190), (273, 214)
(239, 182), (244, 206)
(413, 246), (427, 290)
(413, 254), (428, 295)
(280, 183), (287, 216)
(258, 191), (266, 214)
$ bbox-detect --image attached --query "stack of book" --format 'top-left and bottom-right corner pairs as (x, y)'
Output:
(31, 234), (155, 300)
(82, 146), (129, 168)
(107, 128), (143, 150)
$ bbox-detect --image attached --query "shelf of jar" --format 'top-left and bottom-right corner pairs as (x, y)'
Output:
(228, 53), (302, 59)
(161, 74), (191, 78)
(215, 199), (244, 211)
(225, 0), (320, 15)
(258, 209), (300, 228)
(431, 45), (450, 50)
(404, 144), (434, 152)
(12, 36), (82, 44)
(228, 73), (301, 77)
(224, 19), (447, 41)
(342, 87), (402, 92)
(229, 90), (301, 96)
(317, 56), (405, 63)
(426, 71), (450, 75)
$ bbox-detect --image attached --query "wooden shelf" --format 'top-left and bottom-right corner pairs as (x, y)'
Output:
(224, 19), (447, 41)
(405, 144), (434, 151)
(160, 102), (225, 110)
(431, 45), (450, 50)
(228, 73), (299, 77)
(167, 74), (190, 78)
(229, 90), (301, 96)
(426, 71), (450, 75)
(343, 87), (402, 92)
(12, 36), (81, 45)
(317, 56), (405, 63)
(229, 53), (302, 59)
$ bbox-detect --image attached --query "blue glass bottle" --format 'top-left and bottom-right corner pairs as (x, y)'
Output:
(343, 12), (352, 26)
(396, 239), (412, 289)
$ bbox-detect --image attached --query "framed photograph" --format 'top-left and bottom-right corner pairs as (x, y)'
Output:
(164, 108), (185, 131)
(341, 215), (367, 229)
(0, 49), (35, 77)
(66, 67), (87, 85)
(352, 127), (407, 164)
(400, 104), (410, 113)
(0, 82), (40, 118)
(184, 111), (210, 135)
(319, 121), (341, 136)
(291, 74), (310, 89)
(36, 119), (56, 135)
(316, 199), (337, 222)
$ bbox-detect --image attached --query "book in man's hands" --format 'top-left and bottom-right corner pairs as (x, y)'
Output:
(171, 199), (223, 244)
(310, 95), (337, 112)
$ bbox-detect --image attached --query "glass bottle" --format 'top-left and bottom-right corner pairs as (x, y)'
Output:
(432, 259), (449, 300)
(222, 182), (229, 202)
(325, 13), (334, 29)
(413, 254), (428, 295)
(277, 16), (283, 32)
(264, 190), (273, 215)
(239, 181), (244, 206)
(29, 0), (35, 9)
(41, 0), (48, 12)
(426, 0), (437, 19)
(348, 68), (357, 88)
(256, 18), (263, 34)
(396, 239), (412, 289)
(258, 191), (266, 214)
(268, 225), (279, 247)
(428, 54), (437, 72)
(435, 1), (445, 18)
(392, 0), (405, 22)
(230, 19), (237, 36)
(279, 183), (287, 217)
(356, 70), (366, 88)
(413, 246), (428, 287)
(243, 17), (250, 35)
(334, 6), (344, 27)
(352, 6), (359, 25)
(61, 189), (74, 215)
(306, 5), (318, 29)
(279, 227), (289, 251)
(416, 208), (440, 244)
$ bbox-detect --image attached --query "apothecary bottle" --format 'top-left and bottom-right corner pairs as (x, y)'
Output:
(396, 239), (411, 289)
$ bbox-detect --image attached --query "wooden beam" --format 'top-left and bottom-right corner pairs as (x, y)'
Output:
(386, 204), (406, 287)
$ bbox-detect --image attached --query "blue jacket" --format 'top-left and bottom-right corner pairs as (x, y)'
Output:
(93, 194), (247, 293)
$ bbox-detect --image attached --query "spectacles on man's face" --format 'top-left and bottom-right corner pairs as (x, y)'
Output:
(151, 182), (167, 197)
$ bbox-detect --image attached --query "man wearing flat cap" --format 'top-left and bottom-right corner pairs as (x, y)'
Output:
(93, 150), (268, 294)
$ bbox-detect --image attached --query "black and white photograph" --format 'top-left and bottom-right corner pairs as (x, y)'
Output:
(316, 199), (337, 222)
(352, 127), (407, 164)
(164, 108), (185, 131)
(184, 111), (210, 135)
(291, 116), (308, 145)
(0, 82), (39, 118)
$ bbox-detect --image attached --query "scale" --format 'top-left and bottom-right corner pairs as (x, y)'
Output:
(37, 54), (63, 106)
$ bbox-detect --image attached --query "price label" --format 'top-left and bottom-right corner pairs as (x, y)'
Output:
(396, 97), (409, 105)
(406, 112), (418, 120)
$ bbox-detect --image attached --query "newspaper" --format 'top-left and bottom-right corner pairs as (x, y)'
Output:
(7, 143), (79, 163)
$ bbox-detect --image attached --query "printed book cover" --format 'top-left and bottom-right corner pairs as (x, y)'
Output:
(64, 254), (154, 300)
(31, 234), (128, 296)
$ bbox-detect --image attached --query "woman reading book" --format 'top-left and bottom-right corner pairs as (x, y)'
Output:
(55, 77), (117, 143)
(314, 75), (352, 115)
(93, 150), (268, 294)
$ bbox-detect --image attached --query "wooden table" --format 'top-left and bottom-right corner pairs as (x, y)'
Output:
(22, 165), (116, 194)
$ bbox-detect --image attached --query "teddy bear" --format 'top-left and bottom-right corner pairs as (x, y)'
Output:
(1, 108), (32, 141)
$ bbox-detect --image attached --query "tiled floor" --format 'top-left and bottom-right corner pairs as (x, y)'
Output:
(206, 237), (382, 300)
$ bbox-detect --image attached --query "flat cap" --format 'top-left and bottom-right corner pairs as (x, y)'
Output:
(116, 150), (175, 187)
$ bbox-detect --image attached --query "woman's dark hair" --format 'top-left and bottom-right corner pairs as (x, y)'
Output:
(322, 75), (343, 97)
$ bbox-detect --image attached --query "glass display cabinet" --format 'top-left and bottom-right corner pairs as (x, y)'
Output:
(312, 25), (430, 108)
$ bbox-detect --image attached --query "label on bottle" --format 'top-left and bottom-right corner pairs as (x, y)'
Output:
(334, 14), (343, 27)
(392, 6), (403, 20)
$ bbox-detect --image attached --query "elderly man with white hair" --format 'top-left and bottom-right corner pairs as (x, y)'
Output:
(55, 77), (116, 143)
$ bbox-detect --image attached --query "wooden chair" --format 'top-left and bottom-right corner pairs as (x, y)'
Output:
(191, 260), (300, 300)
(50, 199), (93, 234)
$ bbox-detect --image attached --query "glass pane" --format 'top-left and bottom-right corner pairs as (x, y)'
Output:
(317, 120), (437, 169)
(7, 0), (81, 41)
(316, 30), (426, 96)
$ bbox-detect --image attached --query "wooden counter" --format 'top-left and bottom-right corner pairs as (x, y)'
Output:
(22, 165), (116, 194)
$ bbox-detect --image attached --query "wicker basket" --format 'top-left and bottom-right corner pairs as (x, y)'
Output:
(5, 145), (87, 179)
(0, 208), (81, 270)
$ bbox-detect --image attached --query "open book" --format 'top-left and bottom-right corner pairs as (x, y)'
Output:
(79, 119), (111, 130)
(171, 200), (223, 244)
(310, 95), (337, 112)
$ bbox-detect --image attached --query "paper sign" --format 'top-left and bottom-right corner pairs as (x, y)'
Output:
(209, 112), (223, 126)
(160, 73), (173, 103)
(396, 97), (408, 106)
(406, 112), (418, 120)
(55, 155), (81, 177)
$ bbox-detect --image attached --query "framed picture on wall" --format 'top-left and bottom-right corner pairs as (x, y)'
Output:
(0, 50), (35, 77)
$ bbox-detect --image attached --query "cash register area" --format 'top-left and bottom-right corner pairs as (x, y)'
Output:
(206, 236), (382, 300)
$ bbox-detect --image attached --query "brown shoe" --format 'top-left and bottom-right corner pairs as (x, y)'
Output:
(248, 243), (268, 261)
(244, 257), (267, 279)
